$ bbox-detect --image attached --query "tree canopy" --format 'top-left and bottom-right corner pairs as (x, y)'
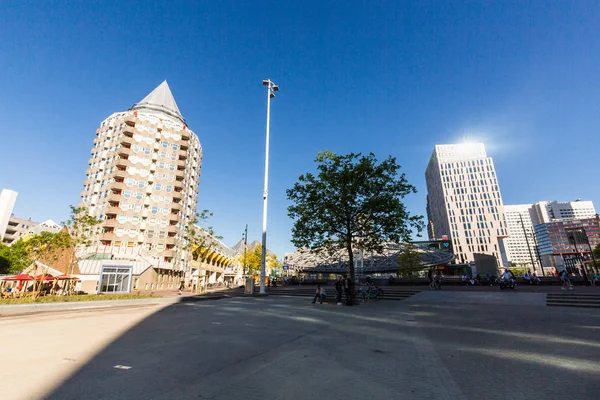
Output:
(396, 244), (423, 276)
(184, 210), (223, 263)
(236, 244), (281, 276)
(287, 151), (423, 280)
(0, 242), (30, 275)
(593, 243), (600, 262)
(62, 206), (101, 275)
(0, 231), (72, 275)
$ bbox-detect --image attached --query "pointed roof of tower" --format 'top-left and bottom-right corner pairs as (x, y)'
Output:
(131, 80), (186, 124)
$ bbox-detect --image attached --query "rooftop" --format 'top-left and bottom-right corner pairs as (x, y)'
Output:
(131, 80), (185, 124)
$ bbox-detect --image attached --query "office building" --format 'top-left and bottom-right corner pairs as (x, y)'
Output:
(425, 143), (507, 268)
(534, 218), (600, 272)
(530, 200), (596, 227)
(502, 204), (540, 270)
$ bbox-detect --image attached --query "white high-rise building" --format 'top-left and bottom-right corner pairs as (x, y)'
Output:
(0, 189), (18, 242)
(503, 204), (540, 270)
(529, 200), (596, 227)
(79, 81), (203, 270)
(425, 143), (507, 267)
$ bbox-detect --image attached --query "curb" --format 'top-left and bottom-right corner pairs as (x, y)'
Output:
(0, 294), (230, 316)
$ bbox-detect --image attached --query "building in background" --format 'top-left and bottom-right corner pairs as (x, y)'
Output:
(0, 189), (18, 242)
(2, 217), (61, 246)
(502, 200), (598, 274)
(502, 204), (540, 271)
(425, 143), (507, 268)
(76, 81), (204, 292)
(530, 200), (596, 226)
(534, 217), (600, 273)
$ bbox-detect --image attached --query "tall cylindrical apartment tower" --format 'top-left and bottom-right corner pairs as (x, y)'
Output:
(79, 81), (202, 270)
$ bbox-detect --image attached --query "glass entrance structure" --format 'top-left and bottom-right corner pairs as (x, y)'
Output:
(99, 266), (132, 293)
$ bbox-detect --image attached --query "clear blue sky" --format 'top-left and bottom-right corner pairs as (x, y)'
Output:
(1, 1), (600, 258)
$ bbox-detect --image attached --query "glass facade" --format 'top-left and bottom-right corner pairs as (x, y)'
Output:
(534, 218), (600, 256)
(99, 266), (132, 293)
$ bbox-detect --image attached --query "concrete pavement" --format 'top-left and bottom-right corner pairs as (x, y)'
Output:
(0, 294), (598, 399)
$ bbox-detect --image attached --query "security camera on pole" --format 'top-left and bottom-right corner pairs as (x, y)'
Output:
(260, 79), (279, 295)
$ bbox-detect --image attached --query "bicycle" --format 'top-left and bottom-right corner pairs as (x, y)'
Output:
(358, 285), (383, 302)
(429, 276), (442, 290)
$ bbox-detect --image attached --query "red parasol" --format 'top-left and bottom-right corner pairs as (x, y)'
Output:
(35, 274), (55, 281)
(2, 274), (34, 281)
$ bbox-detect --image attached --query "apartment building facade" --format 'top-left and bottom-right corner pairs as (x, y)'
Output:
(79, 81), (202, 271)
(2, 216), (61, 245)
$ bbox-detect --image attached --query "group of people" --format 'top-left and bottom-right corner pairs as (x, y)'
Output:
(460, 274), (482, 286)
(312, 276), (355, 305)
(522, 270), (542, 285)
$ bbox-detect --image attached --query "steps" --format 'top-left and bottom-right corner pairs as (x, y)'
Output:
(547, 293), (600, 308)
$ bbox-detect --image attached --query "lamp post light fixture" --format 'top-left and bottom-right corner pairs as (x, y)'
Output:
(260, 79), (279, 295)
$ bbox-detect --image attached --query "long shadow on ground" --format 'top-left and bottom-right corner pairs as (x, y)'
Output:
(42, 296), (600, 400)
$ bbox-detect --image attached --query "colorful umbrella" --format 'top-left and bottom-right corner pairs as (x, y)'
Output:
(2, 274), (34, 281)
(35, 274), (55, 281)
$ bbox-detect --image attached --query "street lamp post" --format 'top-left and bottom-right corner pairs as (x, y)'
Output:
(584, 232), (599, 274)
(567, 228), (589, 285)
(519, 214), (538, 275)
(242, 224), (248, 276)
(530, 227), (545, 276)
(260, 79), (279, 295)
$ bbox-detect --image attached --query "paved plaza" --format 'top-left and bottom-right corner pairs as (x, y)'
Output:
(0, 293), (599, 400)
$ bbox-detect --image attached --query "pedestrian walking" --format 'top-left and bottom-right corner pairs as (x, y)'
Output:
(335, 276), (344, 305)
(312, 284), (325, 304)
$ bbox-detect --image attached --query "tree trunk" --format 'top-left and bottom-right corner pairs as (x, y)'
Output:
(346, 240), (355, 282)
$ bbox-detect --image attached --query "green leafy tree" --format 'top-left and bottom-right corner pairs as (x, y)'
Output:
(237, 245), (262, 276)
(0, 237), (47, 275)
(6, 239), (35, 273)
(593, 243), (600, 262)
(62, 206), (102, 275)
(24, 231), (71, 300)
(287, 151), (424, 282)
(268, 253), (283, 276)
(1, 244), (13, 274)
(235, 244), (280, 276)
(396, 244), (423, 276)
(184, 210), (223, 265)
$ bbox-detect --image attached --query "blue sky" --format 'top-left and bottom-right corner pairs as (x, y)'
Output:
(1, 1), (600, 258)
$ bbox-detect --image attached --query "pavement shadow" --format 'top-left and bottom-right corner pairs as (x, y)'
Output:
(40, 296), (600, 400)
(42, 297), (419, 400)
